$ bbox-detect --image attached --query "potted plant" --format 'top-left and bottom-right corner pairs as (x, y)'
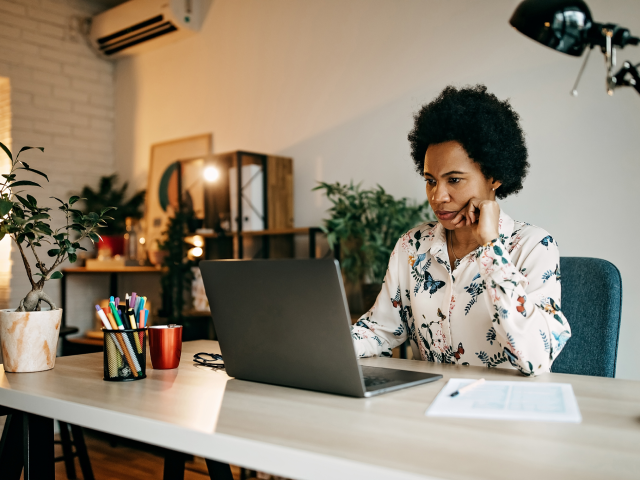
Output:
(78, 174), (145, 258)
(0, 142), (114, 372)
(314, 181), (435, 314)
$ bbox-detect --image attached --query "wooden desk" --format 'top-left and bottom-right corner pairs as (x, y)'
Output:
(1, 340), (639, 480)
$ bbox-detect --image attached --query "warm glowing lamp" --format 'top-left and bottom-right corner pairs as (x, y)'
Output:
(204, 166), (220, 182)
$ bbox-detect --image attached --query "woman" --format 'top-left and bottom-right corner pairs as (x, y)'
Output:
(351, 85), (570, 376)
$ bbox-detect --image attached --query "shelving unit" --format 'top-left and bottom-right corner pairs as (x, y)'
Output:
(188, 150), (325, 260)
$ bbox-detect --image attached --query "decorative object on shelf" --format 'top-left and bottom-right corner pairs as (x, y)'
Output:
(79, 174), (145, 257)
(314, 181), (435, 313)
(145, 134), (212, 263)
(510, 0), (639, 96)
(0, 141), (114, 372)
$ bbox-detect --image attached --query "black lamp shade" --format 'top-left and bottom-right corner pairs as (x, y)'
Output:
(510, 0), (593, 56)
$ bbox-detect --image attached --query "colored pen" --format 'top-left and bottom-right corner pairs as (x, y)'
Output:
(450, 378), (485, 397)
(130, 292), (137, 312)
(96, 306), (125, 354)
(109, 302), (124, 329)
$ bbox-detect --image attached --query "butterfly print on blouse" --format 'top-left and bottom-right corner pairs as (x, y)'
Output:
(540, 235), (554, 248)
(415, 271), (446, 296)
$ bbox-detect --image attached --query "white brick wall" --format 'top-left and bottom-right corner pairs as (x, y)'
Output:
(0, 0), (116, 309)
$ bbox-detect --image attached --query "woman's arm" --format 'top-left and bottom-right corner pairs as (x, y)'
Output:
(351, 238), (410, 358)
(475, 236), (571, 376)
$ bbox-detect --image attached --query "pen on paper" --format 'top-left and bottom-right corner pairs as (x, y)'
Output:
(450, 378), (485, 397)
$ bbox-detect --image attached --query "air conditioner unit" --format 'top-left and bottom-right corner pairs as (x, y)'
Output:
(89, 0), (211, 58)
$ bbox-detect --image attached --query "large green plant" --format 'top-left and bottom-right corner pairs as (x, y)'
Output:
(0, 142), (114, 311)
(79, 174), (145, 235)
(314, 181), (435, 284)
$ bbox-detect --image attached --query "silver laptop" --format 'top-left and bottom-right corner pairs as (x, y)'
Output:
(199, 258), (442, 397)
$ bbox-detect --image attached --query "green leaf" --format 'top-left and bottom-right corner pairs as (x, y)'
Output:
(28, 213), (49, 222)
(51, 197), (65, 205)
(0, 141), (12, 162)
(9, 180), (41, 189)
(15, 195), (33, 209)
(68, 253), (77, 263)
(27, 194), (38, 206)
(88, 232), (100, 243)
(47, 248), (60, 257)
(69, 196), (80, 205)
(0, 199), (12, 216)
(49, 271), (63, 280)
(16, 166), (49, 182)
(0, 231), (4, 242)
(15, 146), (44, 161)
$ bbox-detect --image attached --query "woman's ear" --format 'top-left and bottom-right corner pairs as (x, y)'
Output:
(490, 179), (502, 191)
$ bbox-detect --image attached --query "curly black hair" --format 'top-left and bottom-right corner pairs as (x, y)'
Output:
(407, 84), (529, 199)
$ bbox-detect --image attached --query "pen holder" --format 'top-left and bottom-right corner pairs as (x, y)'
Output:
(102, 328), (147, 381)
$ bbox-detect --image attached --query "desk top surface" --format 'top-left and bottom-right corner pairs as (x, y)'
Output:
(1, 340), (639, 480)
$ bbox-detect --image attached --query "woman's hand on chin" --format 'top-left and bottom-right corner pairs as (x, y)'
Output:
(451, 197), (501, 245)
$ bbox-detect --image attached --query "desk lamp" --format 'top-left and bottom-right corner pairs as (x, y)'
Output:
(509, 0), (640, 96)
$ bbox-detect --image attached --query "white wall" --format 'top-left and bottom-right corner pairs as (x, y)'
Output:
(0, 0), (116, 309)
(114, 0), (640, 379)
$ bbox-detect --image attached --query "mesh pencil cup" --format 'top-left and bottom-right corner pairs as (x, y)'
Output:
(103, 328), (147, 381)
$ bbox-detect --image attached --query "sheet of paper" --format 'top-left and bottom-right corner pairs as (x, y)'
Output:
(425, 378), (582, 423)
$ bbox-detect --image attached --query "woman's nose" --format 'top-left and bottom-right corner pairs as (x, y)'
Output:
(430, 182), (449, 203)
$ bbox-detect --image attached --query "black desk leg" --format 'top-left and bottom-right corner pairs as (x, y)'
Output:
(205, 458), (234, 480)
(163, 449), (187, 480)
(23, 412), (54, 480)
(70, 424), (95, 480)
(58, 421), (77, 479)
(0, 413), (25, 480)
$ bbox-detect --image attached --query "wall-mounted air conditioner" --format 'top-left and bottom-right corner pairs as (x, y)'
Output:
(89, 0), (211, 58)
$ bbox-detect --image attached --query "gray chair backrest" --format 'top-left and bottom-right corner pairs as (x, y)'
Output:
(551, 257), (622, 377)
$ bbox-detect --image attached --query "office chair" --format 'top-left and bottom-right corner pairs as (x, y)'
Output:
(552, 257), (623, 377)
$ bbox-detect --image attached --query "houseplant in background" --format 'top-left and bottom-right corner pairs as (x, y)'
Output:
(314, 181), (435, 314)
(78, 174), (145, 259)
(0, 142), (114, 372)
(157, 201), (197, 323)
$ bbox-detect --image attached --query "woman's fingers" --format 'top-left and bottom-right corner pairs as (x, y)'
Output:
(451, 211), (465, 226)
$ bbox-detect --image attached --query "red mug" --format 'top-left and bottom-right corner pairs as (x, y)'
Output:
(148, 325), (183, 369)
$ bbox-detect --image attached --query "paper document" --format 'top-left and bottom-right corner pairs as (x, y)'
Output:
(425, 378), (581, 423)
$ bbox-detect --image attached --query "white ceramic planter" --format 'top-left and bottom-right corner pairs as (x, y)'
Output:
(0, 308), (62, 373)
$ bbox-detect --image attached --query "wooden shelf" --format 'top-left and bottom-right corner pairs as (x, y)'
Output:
(192, 227), (320, 239)
(63, 266), (164, 274)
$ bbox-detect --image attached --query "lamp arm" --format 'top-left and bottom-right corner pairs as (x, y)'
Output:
(613, 62), (640, 95)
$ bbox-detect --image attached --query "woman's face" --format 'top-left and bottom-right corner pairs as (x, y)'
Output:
(423, 141), (500, 230)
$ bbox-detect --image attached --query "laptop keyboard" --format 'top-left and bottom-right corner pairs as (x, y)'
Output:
(364, 375), (391, 387)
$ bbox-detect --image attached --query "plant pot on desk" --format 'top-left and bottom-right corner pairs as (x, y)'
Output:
(0, 308), (62, 372)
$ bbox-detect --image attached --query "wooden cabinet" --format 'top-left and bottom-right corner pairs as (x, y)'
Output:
(196, 150), (317, 260)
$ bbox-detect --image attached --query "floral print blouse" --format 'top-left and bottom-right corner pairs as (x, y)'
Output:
(351, 211), (571, 376)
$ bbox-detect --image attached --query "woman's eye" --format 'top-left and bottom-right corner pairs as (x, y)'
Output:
(425, 178), (435, 185)
(449, 178), (461, 184)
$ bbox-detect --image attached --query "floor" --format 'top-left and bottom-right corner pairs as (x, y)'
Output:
(51, 429), (226, 480)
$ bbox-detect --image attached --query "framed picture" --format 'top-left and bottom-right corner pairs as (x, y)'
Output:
(145, 134), (212, 261)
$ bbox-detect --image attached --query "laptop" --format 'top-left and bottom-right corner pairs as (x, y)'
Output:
(199, 258), (442, 397)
